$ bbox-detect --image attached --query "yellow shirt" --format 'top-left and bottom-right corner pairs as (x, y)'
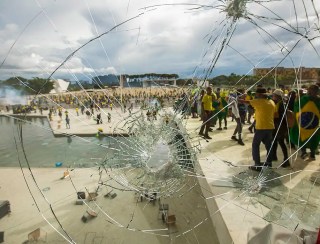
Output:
(250, 99), (275, 129)
(245, 94), (252, 101)
(274, 102), (280, 118)
(211, 92), (217, 111)
(202, 94), (213, 111)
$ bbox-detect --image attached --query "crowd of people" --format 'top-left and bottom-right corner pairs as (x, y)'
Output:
(1, 84), (319, 168)
(28, 87), (186, 112)
(193, 83), (320, 170)
(0, 87), (189, 130)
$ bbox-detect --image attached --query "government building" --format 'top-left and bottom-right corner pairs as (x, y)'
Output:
(253, 67), (320, 81)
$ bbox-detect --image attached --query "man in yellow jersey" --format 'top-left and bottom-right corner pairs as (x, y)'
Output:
(243, 87), (276, 171)
(199, 87), (214, 139)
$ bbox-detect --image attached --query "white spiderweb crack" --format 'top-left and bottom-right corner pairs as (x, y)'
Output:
(1, 0), (320, 243)
(100, 112), (196, 200)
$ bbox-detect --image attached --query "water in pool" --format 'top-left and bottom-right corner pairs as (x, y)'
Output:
(0, 116), (119, 168)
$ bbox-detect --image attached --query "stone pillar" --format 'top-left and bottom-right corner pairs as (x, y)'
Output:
(143, 80), (147, 88)
(119, 75), (124, 88)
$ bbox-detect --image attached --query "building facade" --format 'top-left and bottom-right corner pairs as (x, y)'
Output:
(253, 67), (320, 81)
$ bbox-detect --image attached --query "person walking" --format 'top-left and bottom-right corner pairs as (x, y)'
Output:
(96, 113), (102, 124)
(290, 84), (320, 161)
(242, 87), (276, 171)
(246, 91), (254, 124)
(66, 115), (70, 129)
(270, 89), (290, 167)
(198, 89), (205, 121)
(199, 87), (214, 140)
(216, 93), (228, 130)
(58, 109), (62, 119)
(228, 90), (244, 145)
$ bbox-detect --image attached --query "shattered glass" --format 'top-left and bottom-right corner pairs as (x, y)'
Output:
(0, 0), (319, 243)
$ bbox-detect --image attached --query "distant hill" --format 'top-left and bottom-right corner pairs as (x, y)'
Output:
(92, 74), (119, 86)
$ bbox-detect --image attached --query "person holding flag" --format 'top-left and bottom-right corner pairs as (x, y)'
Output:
(290, 85), (320, 161)
(216, 92), (228, 130)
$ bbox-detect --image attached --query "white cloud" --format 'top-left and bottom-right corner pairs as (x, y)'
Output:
(0, 0), (319, 81)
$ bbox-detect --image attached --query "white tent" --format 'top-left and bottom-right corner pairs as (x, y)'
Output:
(50, 79), (70, 94)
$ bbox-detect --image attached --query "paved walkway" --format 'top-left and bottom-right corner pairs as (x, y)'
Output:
(185, 116), (320, 243)
(1, 107), (319, 243)
(46, 107), (141, 136)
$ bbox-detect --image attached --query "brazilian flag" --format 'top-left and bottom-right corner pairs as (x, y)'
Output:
(290, 95), (320, 151)
(217, 97), (228, 119)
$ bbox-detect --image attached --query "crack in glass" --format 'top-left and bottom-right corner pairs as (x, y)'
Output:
(0, 0), (319, 243)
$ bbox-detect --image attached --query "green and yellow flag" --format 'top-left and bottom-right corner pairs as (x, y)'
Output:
(290, 95), (320, 150)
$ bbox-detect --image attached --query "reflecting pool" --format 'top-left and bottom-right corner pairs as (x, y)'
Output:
(0, 116), (121, 168)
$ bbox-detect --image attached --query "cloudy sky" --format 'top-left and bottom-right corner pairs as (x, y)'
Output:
(0, 0), (319, 81)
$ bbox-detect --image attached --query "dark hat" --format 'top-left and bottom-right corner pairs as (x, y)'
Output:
(255, 87), (267, 94)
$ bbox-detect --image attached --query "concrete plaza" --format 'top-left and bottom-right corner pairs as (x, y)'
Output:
(0, 106), (319, 243)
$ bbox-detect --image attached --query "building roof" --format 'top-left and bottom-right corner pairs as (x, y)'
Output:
(50, 79), (70, 94)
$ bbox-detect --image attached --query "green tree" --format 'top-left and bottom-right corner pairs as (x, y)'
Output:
(26, 77), (54, 94)
(1, 76), (28, 91)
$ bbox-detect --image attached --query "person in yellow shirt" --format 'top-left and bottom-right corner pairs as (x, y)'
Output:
(216, 93), (228, 130)
(199, 87), (214, 139)
(242, 87), (276, 171)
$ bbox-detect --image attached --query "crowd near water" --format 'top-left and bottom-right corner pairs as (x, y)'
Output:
(0, 83), (319, 171)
